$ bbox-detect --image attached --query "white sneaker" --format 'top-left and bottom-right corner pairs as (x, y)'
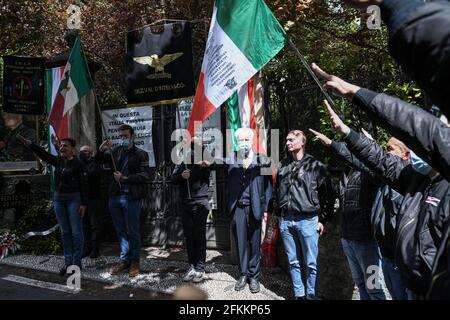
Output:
(182, 265), (197, 282)
(192, 271), (205, 283)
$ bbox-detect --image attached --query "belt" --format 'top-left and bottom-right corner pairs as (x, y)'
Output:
(237, 201), (250, 207)
(282, 210), (316, 217)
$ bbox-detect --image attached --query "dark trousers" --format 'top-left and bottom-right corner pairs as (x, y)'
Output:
(231, 205), (261, 279)
(181, 201), (209, 272)
(83, 197), (103, 252)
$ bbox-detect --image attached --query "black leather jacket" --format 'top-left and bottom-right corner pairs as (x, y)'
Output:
(344, 129), (450, 295)
(380, 0), (450, 119)
(95, 145), (151, 200)
(330, 142), (381, 241)
(353, 89), (450, 182)
(275, 154), (335, 223)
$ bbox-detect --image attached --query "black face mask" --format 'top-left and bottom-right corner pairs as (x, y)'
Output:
(79, 153), (90, 163)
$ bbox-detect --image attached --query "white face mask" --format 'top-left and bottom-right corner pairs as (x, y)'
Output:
(237, 141), (252, 156)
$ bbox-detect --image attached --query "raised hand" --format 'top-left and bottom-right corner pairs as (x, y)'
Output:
(311, 63), (361, 100)
(323, 100), (351, 136)
(308, 129), (333, 147)
(99, 139), (112, 151)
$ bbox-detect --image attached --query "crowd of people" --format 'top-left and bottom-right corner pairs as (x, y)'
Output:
(9, 0), (450, 300)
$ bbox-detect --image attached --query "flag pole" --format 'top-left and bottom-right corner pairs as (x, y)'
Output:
(287, 38), (337, 110)
(79, 38), (121, 188)
(175, 103), (192, 199)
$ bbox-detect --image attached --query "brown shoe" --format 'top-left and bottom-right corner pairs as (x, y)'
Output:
(129, 262), (140, 277)
(111, 262), (129, 275)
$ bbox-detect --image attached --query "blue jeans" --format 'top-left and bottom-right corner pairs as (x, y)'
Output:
(341, 238), (386, 300)
(109, 195), (142, 264)
(280, 214), (319, 298)
(54, 196), (84, 267)
(382, 257), (407, 300)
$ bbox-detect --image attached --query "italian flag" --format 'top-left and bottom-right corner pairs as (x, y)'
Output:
(46, 65), (67, 141)
(187, 0), (285, 136)
(227, 74), (268, 154)
(48, 36), (94, 139)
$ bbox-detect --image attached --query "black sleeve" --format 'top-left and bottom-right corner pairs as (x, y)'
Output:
(121, 151), (151, 185)
(343, 128), (411, 194)
(171, 164), (185, 184)
(317, 164), (335, 223)
(29, 143), (57, 166)
(353, 88), (450, 182)
(78, 161), (89, 206)
(330, 141), (378, 180)
(94, 149), (112, 165)
(380, 0), (450, 119)
(91, 163), (103, 180)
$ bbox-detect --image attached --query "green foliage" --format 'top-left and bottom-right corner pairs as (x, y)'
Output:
(13, 200), (61, 255)
(384, 81), (422, 106)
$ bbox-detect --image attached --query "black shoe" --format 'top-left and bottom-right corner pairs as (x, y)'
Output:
(59, 265), (68, 277)
(295, 296), (306, 301)
(89, 248), (100, 259)
(249, 278), (260, 293)
(306, 295), (320, 300)
(234, 276), (247, 291)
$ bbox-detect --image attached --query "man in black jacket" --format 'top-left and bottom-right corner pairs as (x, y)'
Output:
(171, 137), (211, 283)
(315, 100), (450, 298)
(308, 131), (386, 300)
(311, 63), (450, 298)
(312, 129), (411, 300)
(341, 0), (450, 119)
(80, 145), (103, 259)
(275, 130), (335, 300)
(95, 124), (151, 277)
(371, 138), (410, 300)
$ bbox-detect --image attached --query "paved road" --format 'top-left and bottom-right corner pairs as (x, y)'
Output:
(0, 264), (171, 300)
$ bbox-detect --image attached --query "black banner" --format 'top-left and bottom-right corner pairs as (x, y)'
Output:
(2, 56), (45, 114)
(126, 22), (195, 105)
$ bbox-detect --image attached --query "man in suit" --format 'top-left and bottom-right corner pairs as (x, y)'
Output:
(226, 128), (272, 293)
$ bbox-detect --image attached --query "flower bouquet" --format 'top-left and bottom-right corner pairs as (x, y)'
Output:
(0, 230), (21, 260)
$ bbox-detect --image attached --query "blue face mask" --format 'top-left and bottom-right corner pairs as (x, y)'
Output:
(410, 151), (432, 175)
(120, 138), (131, 148)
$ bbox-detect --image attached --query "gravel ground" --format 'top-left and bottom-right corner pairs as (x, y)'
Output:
(0, 246), (294, 300)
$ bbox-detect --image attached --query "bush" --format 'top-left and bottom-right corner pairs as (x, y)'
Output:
(13, 199), (62, 255)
